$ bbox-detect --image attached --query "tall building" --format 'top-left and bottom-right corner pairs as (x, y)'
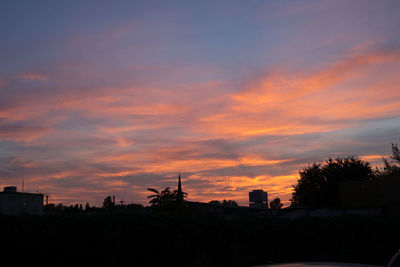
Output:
(249, 189), (268, 209)
(0, 186), (43, 215)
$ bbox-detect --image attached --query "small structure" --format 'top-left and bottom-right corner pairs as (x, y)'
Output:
(249, 189), (268, 209)
(0, 186), (43, 215)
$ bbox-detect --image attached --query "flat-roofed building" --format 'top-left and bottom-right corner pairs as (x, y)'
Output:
(0, 186), (43, 215)
(249, 189), (268, 209)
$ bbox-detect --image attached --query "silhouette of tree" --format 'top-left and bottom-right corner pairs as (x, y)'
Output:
(85, 202), (90, 210)
(291, 156), (374, 208)
(269, 198), (283, 210)
(376, 143), (400, 177)
(392, 143), (400, 163)
(222, 200), (239, 207)
(208, 200), (238, 206)
(173, 188), (187, 203)
(387, 143), (400, 171)
(103, 196), (114, 209)
(44, 203), (56, 212)
(147, 187), (187, 207)
(147, 188), (162, 206)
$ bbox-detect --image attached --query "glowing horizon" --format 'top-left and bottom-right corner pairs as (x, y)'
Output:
(1, 1), (400, 206)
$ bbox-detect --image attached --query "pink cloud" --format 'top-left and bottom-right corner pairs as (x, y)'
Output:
(18, 72), (47, 81)
(2, 44), (399, 207)
(0, 78), (6, 88)
(0, 123), (49, 142)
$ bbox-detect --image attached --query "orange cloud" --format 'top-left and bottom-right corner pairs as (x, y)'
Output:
(197, 48), (400, 138)
(3, 45), (399, 207)
(360, 154), (388, 160)
(185, 173), (297, 206)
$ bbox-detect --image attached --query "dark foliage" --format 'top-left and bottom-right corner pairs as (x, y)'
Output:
(291, 156), (374, 208)
(209, 200), (239, 207)
(147, 187), (187, 207)
(270, 198), (283, 210)
(377, 143), (400, 177)
(44, 203), (84, 213)
(392, 143), (400, 163)
(103, 196), (115, 208)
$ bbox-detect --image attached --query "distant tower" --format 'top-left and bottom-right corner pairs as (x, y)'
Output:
(176, 172), (184, 203)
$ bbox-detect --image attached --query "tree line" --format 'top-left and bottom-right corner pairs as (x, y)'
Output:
(291, 143), (400, 208)
(45, 143), (399, 211)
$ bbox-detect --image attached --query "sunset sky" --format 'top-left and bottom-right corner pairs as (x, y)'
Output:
(1, 0), (400, 206)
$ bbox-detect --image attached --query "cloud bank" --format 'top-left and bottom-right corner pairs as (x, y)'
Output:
(1, 1), (399, 206)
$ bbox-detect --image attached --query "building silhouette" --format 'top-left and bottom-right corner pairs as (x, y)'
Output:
(0, 186), (43, 215)
(249, 189), (268, 209)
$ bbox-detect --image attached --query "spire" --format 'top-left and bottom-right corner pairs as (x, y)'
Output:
(176, 172), (183, 203)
